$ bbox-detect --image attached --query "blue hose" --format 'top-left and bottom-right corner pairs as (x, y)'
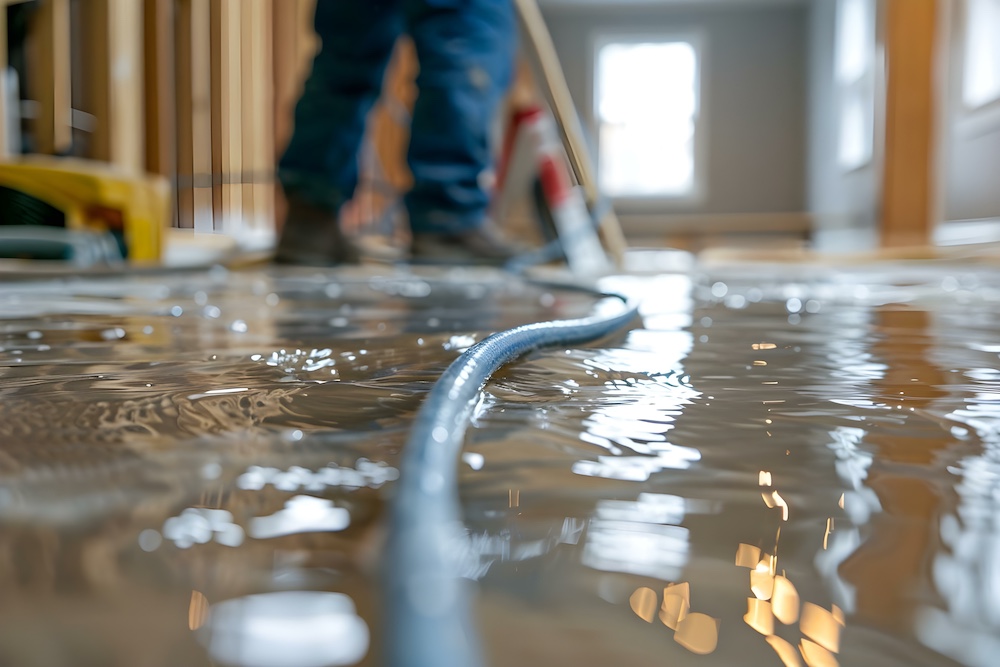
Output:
(383, 282), (639, 667)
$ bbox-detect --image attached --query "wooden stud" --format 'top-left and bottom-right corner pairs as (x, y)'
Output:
(881, 0), (940, 248)
(175, 0), (213, 229)
(272, 0), (317, 160)
(210, 0), (242, 232)
(243, 0), (274, 231)
(143, 0), (176, 179)
(271, 0), (317, 228)
(0, 0), (32, 157)
(82, 0), (144, 172)
(0, 1), (10, 158)
(28, 0), (72, 155)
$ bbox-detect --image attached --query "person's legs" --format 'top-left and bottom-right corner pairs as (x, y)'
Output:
(403, 0), (522, 262)
(276, 0), (403, 264)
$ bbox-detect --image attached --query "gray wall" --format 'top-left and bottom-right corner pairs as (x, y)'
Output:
(941, 1), (1000, 223)
(806, 0), (880, 250)
(945, 122), (1000, 221)
(541, 2), (808, 217)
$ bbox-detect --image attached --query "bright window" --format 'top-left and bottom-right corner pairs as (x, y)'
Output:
(595, 39), (700, 198)
(964, 0), (1000, 109)
(835, 0), (876, 171)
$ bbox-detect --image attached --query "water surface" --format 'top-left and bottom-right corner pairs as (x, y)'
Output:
(0, 261), (996, 667)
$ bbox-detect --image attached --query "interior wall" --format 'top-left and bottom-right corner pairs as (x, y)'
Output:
(541, 2), (808, 221)
(806, 0), (880, 251)
(940, 0), (1000, 224)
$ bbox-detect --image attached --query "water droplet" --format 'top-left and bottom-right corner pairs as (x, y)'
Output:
(138, 529), (162, 552)
(230, 319), (248, 333)
(201, 462), (222, 480)
(101, 327), (126, 340)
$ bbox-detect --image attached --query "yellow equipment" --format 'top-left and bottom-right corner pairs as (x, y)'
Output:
(0, 156), (169, 264)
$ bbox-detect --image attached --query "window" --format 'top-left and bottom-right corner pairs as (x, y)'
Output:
(595, 38), (700, 199)
(964, 0), (1000, 109)
(835, 0), (876, 171)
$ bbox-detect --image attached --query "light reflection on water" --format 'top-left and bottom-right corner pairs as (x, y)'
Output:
(2, 264), (1000, 665)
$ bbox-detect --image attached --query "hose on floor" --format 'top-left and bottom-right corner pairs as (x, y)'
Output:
(383, 280), (639, 667)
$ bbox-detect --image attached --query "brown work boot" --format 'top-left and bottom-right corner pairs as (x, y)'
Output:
(410, 221), (526, 266)
(274, 198), (359, 266)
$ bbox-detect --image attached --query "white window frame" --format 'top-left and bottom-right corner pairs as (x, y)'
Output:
(835, 0), (877, 173)
(961, 0), (1000, 112)
(590, 31), (707, 208)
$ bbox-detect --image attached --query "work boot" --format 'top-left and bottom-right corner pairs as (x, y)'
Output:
(410, 221), (526, 266)
(274, 198), (359, 266)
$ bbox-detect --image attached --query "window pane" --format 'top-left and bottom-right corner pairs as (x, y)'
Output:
(839, 88), (873, 169)
(836, 0), (875, 84)
(596, 41), (698, 197)
(835, 0), (875, 170)
(964, 0), (1000, 108)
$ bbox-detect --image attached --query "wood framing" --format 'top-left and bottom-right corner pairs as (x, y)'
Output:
(175, 0), (213, 229)
(82, 0), (144, 171)
(28, 0), (72, 155)
(881, 0), (940, 248)
(210, 0), (242, 230)
(143, 0), (176, 178)
(242, 0), (274, 230)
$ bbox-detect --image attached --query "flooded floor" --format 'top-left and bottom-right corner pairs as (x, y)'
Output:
(0, 260), (997, 667)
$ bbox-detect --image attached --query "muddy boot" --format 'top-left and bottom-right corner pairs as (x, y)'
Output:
(409, 221), (526, 266)
(274, 198), (359, 266)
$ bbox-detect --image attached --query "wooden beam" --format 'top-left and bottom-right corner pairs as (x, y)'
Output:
(29, 0), (72, 154)
(242, 0), (274, 231)
(210, 0), (242, 231)
(272, 0), (317, 160)
(0, 2), (9, 157)
(881, 0), (940, 248)
(82, 0), (144, 171)
(0, 1), (33, 156)
(175, 0), (213, 229)
(271, 0), (316, 227)
(143, 0), (176, 178)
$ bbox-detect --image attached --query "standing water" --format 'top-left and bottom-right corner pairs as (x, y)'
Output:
(0, 261), (994, 667)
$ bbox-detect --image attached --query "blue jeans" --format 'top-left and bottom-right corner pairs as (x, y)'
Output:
(278, 0), (516, 234)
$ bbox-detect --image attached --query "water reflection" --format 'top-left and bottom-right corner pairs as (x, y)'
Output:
(916, 383), (1000, 665)
(197, 591), (369, 667)
(584, 494), (691, 581)
(249, 496), (350, 539)
(627, 582), (719, 655)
